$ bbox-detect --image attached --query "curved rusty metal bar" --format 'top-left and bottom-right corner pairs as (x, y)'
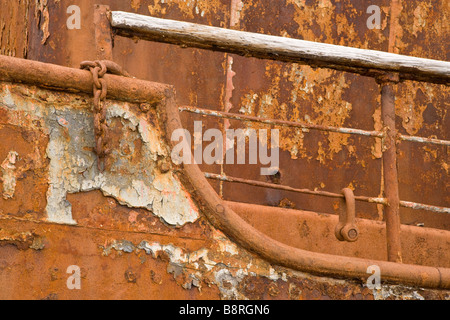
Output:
(160, 90), (450, 290)
(0, 55), (449, 289)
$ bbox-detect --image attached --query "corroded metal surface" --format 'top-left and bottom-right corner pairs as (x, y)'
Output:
(160, 77), (450, 289)
(0, 81), (198, 226)
(0, 0), (29, 58)
(0, 0), (449, 299)
(0, 78), (448, 297)
(0, 56), (448, 298)
(2, 218), (448, 300)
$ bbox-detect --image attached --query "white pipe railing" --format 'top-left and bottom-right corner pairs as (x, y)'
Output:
(111, 11), (450, 84)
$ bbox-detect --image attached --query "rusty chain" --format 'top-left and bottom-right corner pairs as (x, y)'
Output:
(80, 60), (130, 171)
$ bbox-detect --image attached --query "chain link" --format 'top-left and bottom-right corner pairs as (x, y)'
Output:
(80, 60), (128, 171)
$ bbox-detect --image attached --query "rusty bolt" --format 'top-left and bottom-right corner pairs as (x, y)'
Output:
(289, 283), (302, 300)
(160, 162), (170, 173)
(42, 293), (59, 300)
(125, 269), (137, 283)
(340, 225), (359, 242)
(221, 280), (232, 289)
(49, 268), (59, 281)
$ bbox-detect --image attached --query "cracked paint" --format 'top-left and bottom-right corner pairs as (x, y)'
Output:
(1, 151), (19, 199)
(238, 62), (353, 163)
(98, 230), (448, 300)
(0, 82), (199, 226)
(0, 0), (449, 301)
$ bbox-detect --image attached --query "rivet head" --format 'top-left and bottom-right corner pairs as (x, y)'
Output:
(124, 270), (137, 283)
(216, 204), (225, 214)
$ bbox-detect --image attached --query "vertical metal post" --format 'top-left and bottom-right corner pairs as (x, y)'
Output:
(94, 4), (113, 61)
(378, 73), (402, 263)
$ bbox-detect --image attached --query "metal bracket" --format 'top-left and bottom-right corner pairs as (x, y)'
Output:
(335, 188), (359, 242)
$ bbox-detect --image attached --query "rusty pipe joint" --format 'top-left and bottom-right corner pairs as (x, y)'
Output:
(335, 188), (359, 242)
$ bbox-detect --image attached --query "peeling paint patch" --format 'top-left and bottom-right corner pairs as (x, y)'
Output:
(372, 107), (383, 159)
(238, 63), (353, 163)
(224, 56), (236, 114)
(372, 284), (426, 300)
(0, 229), (45, 250)
(35, 0), (50, 45)
(0, 82), (199, 226)
(230, 0), (244, 28)
(1, 151), (19, 199)
(147, 0), (225, 19)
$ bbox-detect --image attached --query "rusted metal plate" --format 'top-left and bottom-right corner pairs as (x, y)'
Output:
(3, 217), (448, 300)
(0, 0), (449, 299)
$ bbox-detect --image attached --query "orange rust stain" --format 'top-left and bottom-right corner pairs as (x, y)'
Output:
(395, 83), (440, 135)
(285, 0), (386, 48)
(0, 0), (29, 57)
(0, 124), (49, 221)
(372, 107), (383, 159)
(388, 0), (403, 54)
(237, 62), (354, 163)
(131, 0), (142, 12)
(35, 0), (50, 45)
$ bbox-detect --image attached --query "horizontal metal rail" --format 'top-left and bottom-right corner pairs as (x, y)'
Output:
(180, 106), (450, 147)
(205, 172), (387, 205)
(205, 173), (450, 214)
(111, 11), (450, 84)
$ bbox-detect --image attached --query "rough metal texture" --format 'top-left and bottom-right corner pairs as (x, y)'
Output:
(0, 0), (448, 299)
(0, 82), (198, 226)
(0, 82), (449, 299)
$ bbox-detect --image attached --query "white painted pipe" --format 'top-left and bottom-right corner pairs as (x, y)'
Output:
(111, 11), (450, 84)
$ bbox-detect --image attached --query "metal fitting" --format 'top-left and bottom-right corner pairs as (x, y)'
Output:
(335, 188), (359, 242)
